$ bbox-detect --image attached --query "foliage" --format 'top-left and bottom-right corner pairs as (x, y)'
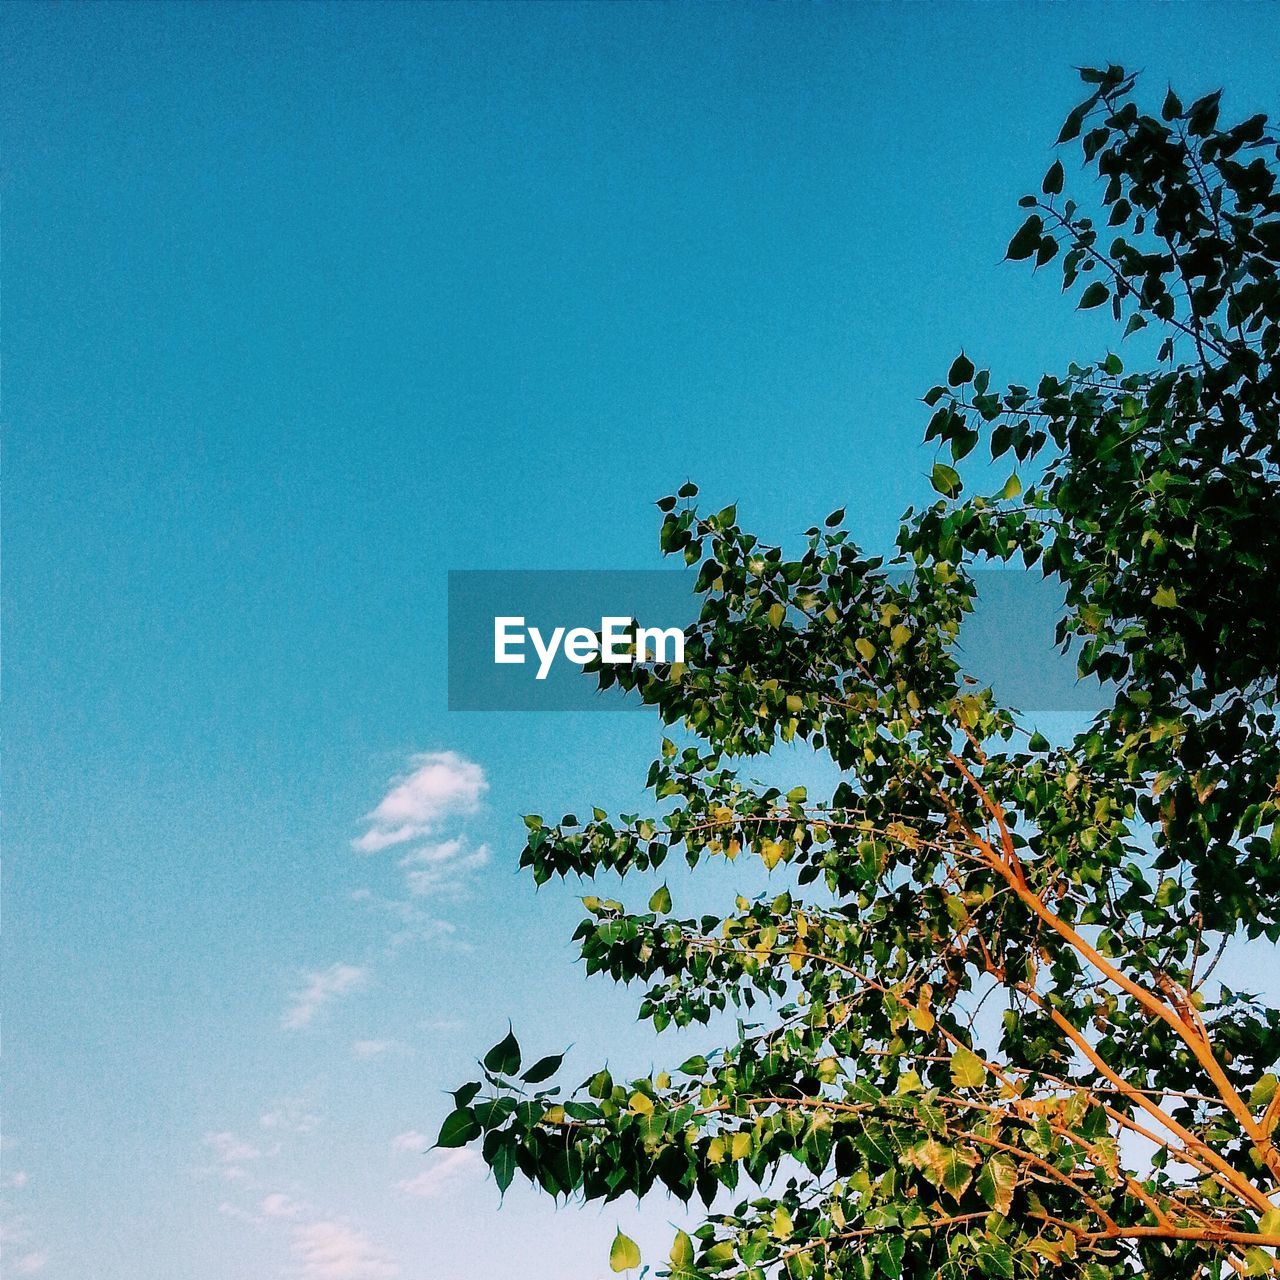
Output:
(441, 67), (1280, 1278)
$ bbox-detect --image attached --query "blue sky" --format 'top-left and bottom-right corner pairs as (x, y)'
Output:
(3, 4), (1279, 1277)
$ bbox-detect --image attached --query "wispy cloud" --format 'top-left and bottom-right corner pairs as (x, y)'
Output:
(259, 1098), (322, 1135)
(206, 1111), (393, 1280)
(390, 1130), (430, 1153)
(351, 1039), (400, 1061)
(0, 1214), (47, 1275)
(399, 838), (491, 897)
(261, 1192), (308, 1220)
(282, 964), (368, 1031)
(419, 1017), (465, 1033)
(349, 889), (461, 952)
(201, 1129), (276, 1185)
(290, 1220), (398, 1280)
(218, 1200), (265, 1228)
(395, 1149), (480, 1200)
(352, 753), (486, 854)
(204, 1131), (264, 1164)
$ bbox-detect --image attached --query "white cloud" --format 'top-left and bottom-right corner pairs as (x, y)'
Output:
(350, 889), (461, 952)
(353, 753), (486, 854)
(201, 1130), (276, 1184)
(282, 964), (368, 1030)
(204, 1131), (263, 1164)
(291, 1220), (398, 1280)
(390, 1130), (429, 1153)
(351, 1039), (399, 1061)
(261, 1192), (307, 1220)
(0, 1221), (46, 1274)
(5, 1170), (29, 1189)
(400, 838), (491, 897)
(260, 1098), (322, 1135)
(418, 1017), (464, 1033)
(395, 1149), (480, 1200)
(218, 1200), (265, 1227)
(397, 837), (467, 865)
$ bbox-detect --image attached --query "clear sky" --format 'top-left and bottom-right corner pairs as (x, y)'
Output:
(3, 4), (1278, 1278)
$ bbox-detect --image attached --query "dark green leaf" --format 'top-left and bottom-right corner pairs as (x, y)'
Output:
(483, 1027), (521, 1076)
(522, 1052), (566, 1084)
(1006, 215), (1043, 262)
(436, 1109), (480, 1149)
(947, 353), (975, 386)
(1078, 282), (1109, 309)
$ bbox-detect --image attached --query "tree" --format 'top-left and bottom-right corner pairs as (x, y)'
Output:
(441, 66), (1280, 1279)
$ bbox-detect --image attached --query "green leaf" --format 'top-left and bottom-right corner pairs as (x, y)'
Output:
(474, 1097), (516, 1129)
(1245, 1247), (1274, 1277)
(491, 1135), (517, 1193)
(1078, 282), (1109, 310)
(977, 1155), (1017, 1216)
(1187, 90), (1221, 136)
(670, 1229), (695, 1269)
(1056, 103), (1087, 144)
(649, 884), (672, 913)
(609, 1229), (641, 1272)
(948, 352), (975, 385)
(483, 1027), (521, 1076)
(874, 1236), (905, 1279)
(786, 1254), (816, 1280)
(931, 463), (962, 498)
(521, 1052), (565, 1084)
(938, 1146), (977, 1201)
(451, 1081), (482, 1109)
(1250, 1073), (1278, 1111)
(907, 1136), (977, 1201)
(1042, 161), (1064, 196)
(977, 1241), (1014, 1278)
(435, 1108), (480, 1149)
(950, 1045), (987, 1089)
(1006, 215), (1043, 262)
